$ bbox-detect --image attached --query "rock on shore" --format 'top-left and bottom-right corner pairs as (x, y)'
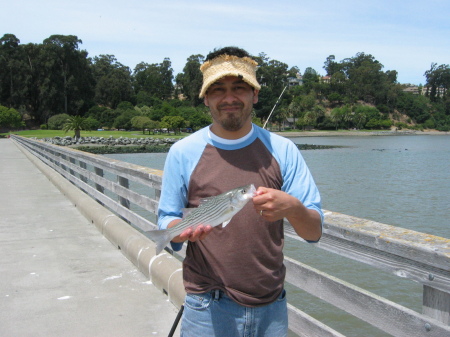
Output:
(38, 136), (179, 147)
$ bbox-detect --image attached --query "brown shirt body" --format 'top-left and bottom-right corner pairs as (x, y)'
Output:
(183, 139), (285, 307)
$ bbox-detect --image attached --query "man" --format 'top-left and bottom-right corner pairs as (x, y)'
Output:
(157, 46), (323, 337)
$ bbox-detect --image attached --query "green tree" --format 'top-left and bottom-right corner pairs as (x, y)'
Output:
(133, 58), (174, 100)
(176, 54), (204, 106)
(287, 97), (302, 128)
(177, 106), (211, 131)
(111, 102), (139, 130)
(302, 67), (319, 91)
(323, 55), (342, 77)
(0, 34), (25, 108)
(330, 107), (344, 130)
(253, 53), (290, 122)
(131, 116), (152, 134)
(63, 115), (90, 139)
(424, 63), (450, 102)
(42, 35), (94, 115)
(161, 115), (186, 134)
(92, 55), (134, 108)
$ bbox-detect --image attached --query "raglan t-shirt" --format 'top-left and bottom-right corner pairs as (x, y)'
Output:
(157, 124), (323, 307)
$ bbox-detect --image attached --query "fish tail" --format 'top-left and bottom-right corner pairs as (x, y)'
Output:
(146, 229), (171, 255)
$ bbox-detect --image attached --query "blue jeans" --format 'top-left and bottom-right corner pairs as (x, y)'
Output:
(180, 289), (288, 337)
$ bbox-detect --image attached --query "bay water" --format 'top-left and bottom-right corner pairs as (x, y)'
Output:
(105, 134), (449, 336)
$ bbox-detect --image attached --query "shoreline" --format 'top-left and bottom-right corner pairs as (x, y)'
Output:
(57, 129), (449, 154)
(273, 130), (449, 138)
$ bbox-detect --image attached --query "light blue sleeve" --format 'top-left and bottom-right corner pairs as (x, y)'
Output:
(280, 140), (324, 222)
(257, 128), (324, 242)
(157, 129), (208, 251)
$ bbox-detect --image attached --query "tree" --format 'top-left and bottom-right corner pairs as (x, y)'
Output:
(42, 35), (94, 115)
(161, 115), (185, 134)
(424, 63), (450, 102)
(133, 58), (174, 100)
(63, 115), (90, 139)
(131, 116), (152, 134)
(0, 105), (24, 129)
(253, 53), (291, 122)
(303, 67), (319, 91)
(323, 55), (341, 77)
(330, 108), (344, 130)
(92, 55), (134, 108)
(287, 97), (302, 128)
(0, 34), (24, 108)
(176, 54), (204, 106)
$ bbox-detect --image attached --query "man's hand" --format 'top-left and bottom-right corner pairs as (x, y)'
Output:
(253, 186), (322, 241)
(168, 219), (213, 243)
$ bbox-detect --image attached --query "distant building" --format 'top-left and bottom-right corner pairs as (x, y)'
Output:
(321, 76), (331, 84)
(287, 73), (303, 86)
(421, 86), (446, 97)
(402, 86), (420, 95)
(402, 85), (447, 97)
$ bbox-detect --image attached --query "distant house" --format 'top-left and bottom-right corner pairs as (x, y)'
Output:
(402, 86), (420, 95)
(402, 85), (447, 97)
(321, 76), (331, 84)
(421, 86), (446, 97)
(287, 73), (303, 87)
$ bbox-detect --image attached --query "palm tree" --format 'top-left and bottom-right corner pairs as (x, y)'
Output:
(63, 115), (89, 139)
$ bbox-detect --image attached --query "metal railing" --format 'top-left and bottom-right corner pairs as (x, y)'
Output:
(11, 135), (450, 337)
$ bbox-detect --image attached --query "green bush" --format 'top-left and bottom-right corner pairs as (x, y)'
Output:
(48, 113), (70, 130)
(84, 117), (100, 130)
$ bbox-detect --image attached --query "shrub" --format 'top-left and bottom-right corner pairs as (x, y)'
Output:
(48, 113), (70, 130)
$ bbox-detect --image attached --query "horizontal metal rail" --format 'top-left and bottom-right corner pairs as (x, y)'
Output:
(11, 135), (450, 337)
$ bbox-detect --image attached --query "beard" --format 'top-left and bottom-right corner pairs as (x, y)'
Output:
(212, 103), (251, 132)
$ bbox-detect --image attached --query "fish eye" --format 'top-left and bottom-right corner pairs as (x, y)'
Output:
(241, 188), (247, 194)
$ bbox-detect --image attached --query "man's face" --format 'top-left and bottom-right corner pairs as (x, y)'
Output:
(204, 76), (259, 133)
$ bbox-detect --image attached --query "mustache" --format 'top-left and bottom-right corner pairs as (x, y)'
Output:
(218, 103), (244, 109)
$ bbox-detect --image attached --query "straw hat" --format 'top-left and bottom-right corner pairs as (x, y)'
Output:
(199, 54), (261, 98)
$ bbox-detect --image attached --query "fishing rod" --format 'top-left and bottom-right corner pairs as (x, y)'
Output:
(168, 304), (184, 337)
(263, 85), (288, 130)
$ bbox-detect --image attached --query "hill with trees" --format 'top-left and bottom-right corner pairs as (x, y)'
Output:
(1, 33), (449, 133)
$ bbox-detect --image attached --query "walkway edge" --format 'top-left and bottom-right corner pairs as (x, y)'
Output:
(12, 140), (186, 309)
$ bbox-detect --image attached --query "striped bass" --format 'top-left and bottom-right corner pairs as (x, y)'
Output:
(147, 184), (256, 255)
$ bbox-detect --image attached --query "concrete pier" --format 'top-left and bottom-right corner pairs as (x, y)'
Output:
(0, 138), (180, 337)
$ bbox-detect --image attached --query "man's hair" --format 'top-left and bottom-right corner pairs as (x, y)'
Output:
(205, 46), (252, 62)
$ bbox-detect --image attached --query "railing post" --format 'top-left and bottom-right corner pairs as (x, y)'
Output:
(60, 154), (67, 172)
(94, 166), (104, 205)
(94, 166), (104, 194)
(79, 160), (88, 183)
(69, 156), (76, 176)
(423, 285), (450, 325)
(118, 175), (130, 209)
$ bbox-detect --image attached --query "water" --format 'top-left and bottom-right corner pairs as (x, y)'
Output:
(105, 134), (450, 336)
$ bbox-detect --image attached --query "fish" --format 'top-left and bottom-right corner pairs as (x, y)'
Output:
(147, 184), (256, 255)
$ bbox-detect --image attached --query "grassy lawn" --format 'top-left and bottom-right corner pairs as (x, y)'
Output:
(3, 129), (188, 139)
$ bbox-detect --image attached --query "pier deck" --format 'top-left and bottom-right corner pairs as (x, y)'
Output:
(0, 139), (179, 337)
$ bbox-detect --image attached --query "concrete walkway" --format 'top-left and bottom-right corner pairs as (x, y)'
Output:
(0, 139), (180, 337)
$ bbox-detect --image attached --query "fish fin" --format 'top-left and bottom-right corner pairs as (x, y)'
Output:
(145, 229), (171, 255)
(182, 208), (195, 218)
(222, 219), (232, 228)
(199, 196), (215, 205)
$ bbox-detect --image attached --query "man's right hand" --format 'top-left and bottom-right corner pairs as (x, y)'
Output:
(168, 219), (213, 243)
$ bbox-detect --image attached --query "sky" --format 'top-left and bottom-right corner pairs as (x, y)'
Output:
(2, 0), (449, 85)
